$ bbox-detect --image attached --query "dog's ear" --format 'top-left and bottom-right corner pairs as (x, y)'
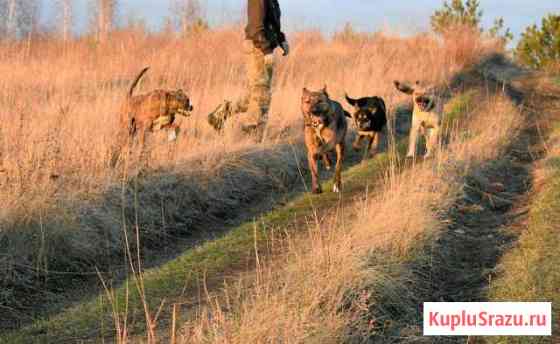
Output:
(394, 80), (414, 95)
(322, 85), (329, 97)
(302, 87), (311, 96)
(345, 94), (358, 107)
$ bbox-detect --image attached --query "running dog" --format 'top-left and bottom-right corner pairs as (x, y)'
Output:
(345, 94), (387, 160)
(112, 67), (193, 166)
(394, 80), (442, 158)
(119, 67), (193, 144)
(302, 86), (348, 194)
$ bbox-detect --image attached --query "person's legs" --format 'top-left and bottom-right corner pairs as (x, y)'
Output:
(208, 40), (274, 141)
(243, 41), (274, 140)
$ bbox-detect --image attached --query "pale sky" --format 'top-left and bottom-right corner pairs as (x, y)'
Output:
(40, 0), (559, 42)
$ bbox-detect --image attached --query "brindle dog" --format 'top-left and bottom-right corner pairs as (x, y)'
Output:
(394, 80), (442, 158)
(112, 67), (194, 166)
(302, 86), (348, 194)
(119, 67), (193, 144)
(345, 94), (387, 160)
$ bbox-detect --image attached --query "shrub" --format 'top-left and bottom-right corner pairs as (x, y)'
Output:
(431, 0), (512, 45)
(515, 14), (560, 72)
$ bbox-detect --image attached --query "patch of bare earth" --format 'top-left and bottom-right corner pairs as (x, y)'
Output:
(359, 59), (555, 344)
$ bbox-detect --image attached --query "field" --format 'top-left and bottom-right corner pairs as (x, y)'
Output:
(0, 23), (559, 343)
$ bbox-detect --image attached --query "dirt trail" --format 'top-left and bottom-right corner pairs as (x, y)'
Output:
(373, 58), (554, 344)
(2, 107), (412, 343)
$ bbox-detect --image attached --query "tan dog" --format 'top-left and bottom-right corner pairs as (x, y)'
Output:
(394, 80), (442, 158)
(302, 86), (348, 194)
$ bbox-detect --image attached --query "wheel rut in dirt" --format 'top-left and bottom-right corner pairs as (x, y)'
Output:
(407, 72), (547, 343)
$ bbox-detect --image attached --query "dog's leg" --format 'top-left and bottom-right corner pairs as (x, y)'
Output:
(322, 153), (332, 171)
(425, 126), (440, 158)
(364, 133), (377, 161)
(137, 127), (149, 166)
(333, 143), (344, 193)
(308, 152), (322, 194)
(352, 135), (364, 151)
(407, 120), (420, 158)
(376, 129), (385, 153)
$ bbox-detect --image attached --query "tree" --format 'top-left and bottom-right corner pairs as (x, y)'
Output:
(488, 17), (513, 44)
(56, 0), (73, 42)
(431, 0), (482, 35)
(90, 0), (118, 42)
(431, 0), (512, 44)
(0, 0), (40, 39)
(169, 0), (208, 35)
(515, 14), (560, 72)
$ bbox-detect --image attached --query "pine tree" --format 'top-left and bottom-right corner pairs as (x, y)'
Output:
(515, 14), (560, 72)
(431, 0), (512, 45)
(431, 0), (482, 35)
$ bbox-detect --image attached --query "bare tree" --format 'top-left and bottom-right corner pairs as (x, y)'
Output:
(6, 0), (16, 38)
(60, 0), (72, 42)
(0, 0), (40, 39)
(91, 0), (118, 42)
(170, 0), (206, 34)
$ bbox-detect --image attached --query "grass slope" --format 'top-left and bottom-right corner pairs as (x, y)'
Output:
(2, 143), (405, 343)
(488, 122), (560, 343)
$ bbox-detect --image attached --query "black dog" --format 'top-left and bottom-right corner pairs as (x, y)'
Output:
(345, 94), (387, 160)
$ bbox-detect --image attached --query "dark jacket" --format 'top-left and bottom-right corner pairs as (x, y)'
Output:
(246, 0), (286, 53)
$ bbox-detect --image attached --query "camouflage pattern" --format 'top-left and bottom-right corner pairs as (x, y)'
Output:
(208, 40), (274, 140)
(244, 39), (274, 134)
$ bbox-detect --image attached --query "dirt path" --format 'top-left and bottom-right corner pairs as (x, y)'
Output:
(367, 59), (553, 344)
(425, 125), (543, 344)
(2, 113), (411, 343)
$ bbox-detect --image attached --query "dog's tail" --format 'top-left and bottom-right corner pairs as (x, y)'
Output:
(127, 67), (150, 98)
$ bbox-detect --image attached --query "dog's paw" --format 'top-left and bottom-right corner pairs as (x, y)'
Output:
(332, 184), (341, 193)
(167, 129), (178, 142)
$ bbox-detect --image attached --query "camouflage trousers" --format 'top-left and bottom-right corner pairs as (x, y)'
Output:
(208, 40), (274, 139)
(241, 39), (274, 129)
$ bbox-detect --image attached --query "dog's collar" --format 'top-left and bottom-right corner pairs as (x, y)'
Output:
(357, 130), (376, 137)
(175, 108), (191, 117)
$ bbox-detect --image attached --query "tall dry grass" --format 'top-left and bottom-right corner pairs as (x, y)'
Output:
(0, 26), (499, 211)
(180, 94), (523, 343)
(0, 25), (502, 322)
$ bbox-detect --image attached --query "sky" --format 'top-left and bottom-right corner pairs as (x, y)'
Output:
(41, 0), (559, 42)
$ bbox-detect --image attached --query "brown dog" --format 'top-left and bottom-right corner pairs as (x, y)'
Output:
(302, 86), (348, 194)
(345, 94), (387, 160)
(112, 67), (194, 165)
(119, 67), (193, 144)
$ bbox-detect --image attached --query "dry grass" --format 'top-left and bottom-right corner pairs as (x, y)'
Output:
(0, 25), (503, 327)
(0, 26), (500, 206)
(179, 94), (522, 343)
(488, 112), (560, 344)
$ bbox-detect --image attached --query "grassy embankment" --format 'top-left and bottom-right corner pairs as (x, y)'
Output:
(488, 96), (560, 343)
